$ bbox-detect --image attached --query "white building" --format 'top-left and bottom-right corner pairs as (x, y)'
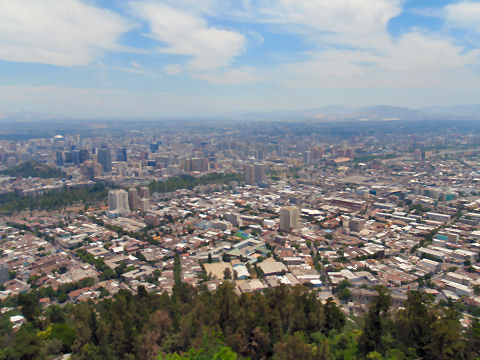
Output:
(279, 206), (300, 233)
(108, 189), (130, 215)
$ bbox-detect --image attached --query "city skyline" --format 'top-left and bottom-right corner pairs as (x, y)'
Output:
(1, 0), (480, 118)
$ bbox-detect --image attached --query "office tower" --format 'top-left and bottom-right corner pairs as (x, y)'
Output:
(139, 198), (151, 211)
(71, 150), (80, 165)
(254, 163), (266, 183)
(55, 151), (63, 166)
(192, 157), (209, 172)
(275, 144), (284, 156)
(192, 158), (201, 172)
(80, 161), (102, 180)
(150, 143), (159, 152)
(0, 261), (8, 284)
(201, 158), (209, 172)
(312, 146), (324, 160)
(116, 148), (127, 162)
(139, 186), (151, 199)
(279, 206), (300, 233)
(64, 152), (72, 163)
(108, 189), (130, 215)
(303, 151), (311, 164)
(128, 188), (139, 210)
(256, 148), (265, 161)
(182, 159), (192, 172)
(345, 148), (354, 159)
(243, 164), (255, 185)
(98, 147), (112, 172)
(79, 149), (90, 163)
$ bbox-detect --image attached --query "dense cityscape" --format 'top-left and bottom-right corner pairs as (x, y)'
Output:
(0, 119), (479, 358)
(3, 0), (480, 357)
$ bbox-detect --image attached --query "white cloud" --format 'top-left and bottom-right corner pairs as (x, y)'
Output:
(0, 0), (132, 66)
(445, 1), (480, 33)
(236, 0), (403, 49)
(164, 64), (183, 75)
(130, 1), (246, 71)
(383, 32), (480, 73)
(112, 66), (146, 75)
(203, 1), (479, 91)
(274, 31), (480, 89)
(131, 60), (143, 69)
(194, 67), (261, 85)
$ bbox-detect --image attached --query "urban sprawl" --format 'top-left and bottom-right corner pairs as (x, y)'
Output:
(1, 120), (480, 331)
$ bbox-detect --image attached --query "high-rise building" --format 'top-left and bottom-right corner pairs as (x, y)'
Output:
(116, 148), (127, 162)
(303, 151), (311, 164)
(79, 149), (90, 163)
(108, 189), (130, 215)
(98, 147), (112, 172)
(182, 159), (192, 172)
(55, 151), (63, 166)
(243, 164), (255, 185)
(139, 186), (151, 199)
(71, 150), (80, 165)
(312, 146), (324, 160)
(224, 213), (242, 227)
(80, 161), (102, 180)
(150, 143), (159, 152)
(256, 148), (265, 161)
(254, 163), (266, 183)
(128, 188), (139, 210)
(139, 198), (151, 211)
(276, 144), (284, 156)
(345, 148), (355, 159)
(0, 261), (8, 284)
(279, 206), (300, 233)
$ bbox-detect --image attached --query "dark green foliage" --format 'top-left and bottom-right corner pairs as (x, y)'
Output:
(0, 182), (107, 213)
(1, 284), (479, 360)
(358, 286), (391, 356)
(0, 283), (345, 360)
(76, 248), (112, 273)
(0, 160), (66, 179)
(333, 279), (352, 302)
(148, 173), (241, 194)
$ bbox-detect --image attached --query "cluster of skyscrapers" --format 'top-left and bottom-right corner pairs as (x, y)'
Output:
(243, 163), (266, 185)
(108, 186), (151, 215)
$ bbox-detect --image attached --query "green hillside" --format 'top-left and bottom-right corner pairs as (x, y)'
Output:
(0, 261), (478, 360)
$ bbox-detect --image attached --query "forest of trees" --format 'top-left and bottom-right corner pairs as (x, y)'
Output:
(0, 161), (66, 179)
(0, 183), (108, 213)
(148, 173), (241, 194)
(0, 262), (479, 360)
(0, 172), (241, 214)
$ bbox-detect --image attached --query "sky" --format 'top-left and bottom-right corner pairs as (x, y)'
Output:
(0, 0), (479, 118)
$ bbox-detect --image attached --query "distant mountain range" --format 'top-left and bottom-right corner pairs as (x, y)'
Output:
(227, 104), (480, 121)
(1, 104), (480, 122)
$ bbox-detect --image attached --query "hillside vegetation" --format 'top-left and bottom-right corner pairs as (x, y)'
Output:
(0, 257), (479, 360)
(0, 161), (66, 179)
